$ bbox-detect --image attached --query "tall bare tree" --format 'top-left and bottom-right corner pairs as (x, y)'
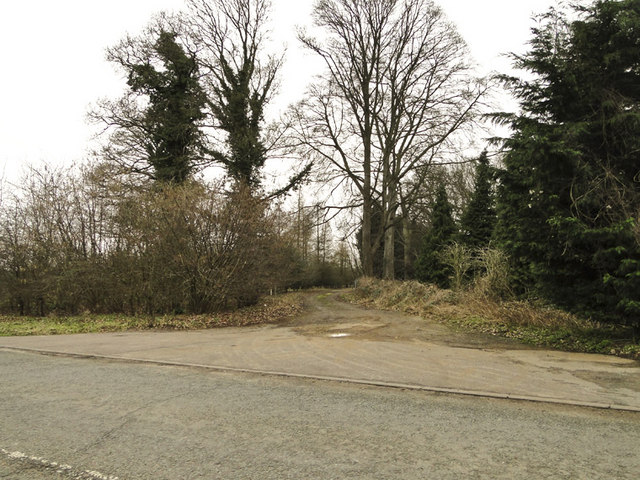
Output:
(295, 0), (391, 276)
(294, 0), (488, 278)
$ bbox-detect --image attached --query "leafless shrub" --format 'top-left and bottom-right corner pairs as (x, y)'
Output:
(440, 242), (473, 292)
(0, 166), (299, 315)
(473, 247), (512, 300)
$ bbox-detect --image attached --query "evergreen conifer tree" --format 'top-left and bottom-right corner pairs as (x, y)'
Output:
(415, 184), (457, 288)
(495, 0), (640, 329)
(458, 151), (496, 250)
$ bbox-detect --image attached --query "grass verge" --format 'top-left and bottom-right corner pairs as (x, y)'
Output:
(0, 292), (305, 337)
(345, 277), (640, 360)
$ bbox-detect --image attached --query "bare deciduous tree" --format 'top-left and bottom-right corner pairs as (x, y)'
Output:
(293, 0), (489, 278)
(0, 164), (303, 315)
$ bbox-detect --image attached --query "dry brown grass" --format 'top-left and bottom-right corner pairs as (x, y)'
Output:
(459, 294), (587, 329)
(351, 277), (585, 329)
(346, 277), (640, 360)
(352, 277), (454, 315)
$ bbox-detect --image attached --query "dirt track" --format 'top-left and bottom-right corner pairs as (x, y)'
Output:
(282, 290), (640, 396)
(286, 290), (539, 349)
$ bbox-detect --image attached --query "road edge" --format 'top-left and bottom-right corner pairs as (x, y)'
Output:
(2, 346), (639, 413)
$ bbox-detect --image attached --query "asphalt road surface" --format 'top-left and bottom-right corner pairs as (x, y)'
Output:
(1, 350), (639, 479)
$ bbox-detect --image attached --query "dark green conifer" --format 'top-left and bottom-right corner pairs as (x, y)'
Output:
(415, 184), (457, 288)
(458, 151), (496, 250)
(494, 0), (640, 329)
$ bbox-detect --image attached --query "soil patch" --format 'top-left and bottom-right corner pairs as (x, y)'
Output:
(280, 290), (533, 350)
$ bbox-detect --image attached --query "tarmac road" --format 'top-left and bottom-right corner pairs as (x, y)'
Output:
(1, 350), (639, 480)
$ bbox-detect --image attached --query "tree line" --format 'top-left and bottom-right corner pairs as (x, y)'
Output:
(1, 0), (639, 334)
(495, 0), (640, 332)
(402, 0), (640, 333)
(0, 165), (354, 315)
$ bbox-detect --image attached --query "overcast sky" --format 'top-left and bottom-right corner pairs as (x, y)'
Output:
(0, 0), (556, 183)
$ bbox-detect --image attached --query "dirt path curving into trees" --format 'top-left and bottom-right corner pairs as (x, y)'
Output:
(284, 290), (534, 350)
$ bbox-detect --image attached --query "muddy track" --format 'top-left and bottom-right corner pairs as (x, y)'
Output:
(280, 289), (533, 351)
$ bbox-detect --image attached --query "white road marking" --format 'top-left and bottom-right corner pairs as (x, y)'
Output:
(0, 448), (119, 479)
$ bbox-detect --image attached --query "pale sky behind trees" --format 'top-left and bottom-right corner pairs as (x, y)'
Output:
(0, 0), (555, 183)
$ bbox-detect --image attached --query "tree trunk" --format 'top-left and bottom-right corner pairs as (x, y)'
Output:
(361, 117), (374, 277)
(402, 213), (412, 279)
(382, 214), (395, 280)
(361, 197), (374, 277)
(382, 178), (397, 280)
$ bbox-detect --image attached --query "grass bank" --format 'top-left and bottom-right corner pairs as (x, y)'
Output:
(345, 277), (640, 360)
(0, 292), (304, 337)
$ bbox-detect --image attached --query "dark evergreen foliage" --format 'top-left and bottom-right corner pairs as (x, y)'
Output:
(415, 184), (457, 288)
(127, 31), (207, 183)
(494, 0), (640, 329)
(458, 151), (496, 250)
(206, 55), (272, 187)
